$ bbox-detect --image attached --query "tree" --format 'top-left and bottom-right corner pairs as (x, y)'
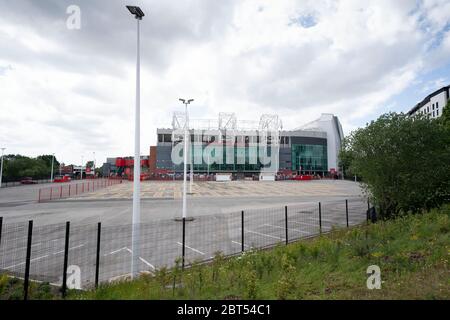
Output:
(340, 112), (450, 218)
(440, 100), (450, 130)
(2, 154), (61, 181)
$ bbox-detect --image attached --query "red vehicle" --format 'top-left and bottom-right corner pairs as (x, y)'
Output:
(54, 176), (71, 183)
(21, 177), (38, 184)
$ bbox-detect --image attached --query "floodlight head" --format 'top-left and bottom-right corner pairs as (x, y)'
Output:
(179, 98), (186, 103)
(188, 99), (194, 103)
(126, 5), (145, 19)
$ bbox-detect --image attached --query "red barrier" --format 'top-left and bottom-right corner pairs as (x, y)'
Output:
(37, 178), (122, 202)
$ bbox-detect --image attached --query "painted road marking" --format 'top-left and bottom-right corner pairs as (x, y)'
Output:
(104, 247), (128, 256)
(245, 229), (283, 240)
(52, 244), (85, 255)
(231, 240), (250, 248)
(5, 254), (49, 270)
(176, 242), (205, 255)
(139, 257), (156, 270)
(111, 247), (156, 270)
(262, 223), (310, 234)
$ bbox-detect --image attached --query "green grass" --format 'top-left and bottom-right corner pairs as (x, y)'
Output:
(70, 205), (450, 300)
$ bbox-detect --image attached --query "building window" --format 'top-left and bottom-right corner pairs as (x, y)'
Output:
(432, 104), (435, 110)
(164, 134), (172, 143)
(158, 134), (163, 143)
(437, 109), (439, 116)
(433, 111), (435, 117)
(437, 102), (439, 108)
(427, 106), (429, 112)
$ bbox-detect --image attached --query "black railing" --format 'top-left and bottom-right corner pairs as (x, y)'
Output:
(0, 198), (369, 299)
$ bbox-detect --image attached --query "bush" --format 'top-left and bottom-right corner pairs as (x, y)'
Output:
(340, 112), (450, 218)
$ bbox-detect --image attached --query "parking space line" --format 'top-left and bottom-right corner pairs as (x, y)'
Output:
(176, 242), (205, 255)
(139, 257), (155, 270)
(231, 240), (250, 248)
(53, 244), (85, 255)
(5, 254), (49, 270)
(290, 220), (319, 228)
(104, 247), (128, 256)
(261, 223), (310, 234)
(245, 229), (283, 240)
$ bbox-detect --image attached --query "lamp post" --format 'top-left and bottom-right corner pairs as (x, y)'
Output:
(0, 148), (5, 188)
(50, 153), (55, 182)
(81, 155), (84, 180)
(179, 98), (194, 219)
(93, 151), (96, 178)
(127, 5), (145, 278)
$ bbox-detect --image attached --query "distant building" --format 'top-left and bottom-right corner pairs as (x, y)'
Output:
(407, 85), (450, 119)
(153, 113), (344, 176)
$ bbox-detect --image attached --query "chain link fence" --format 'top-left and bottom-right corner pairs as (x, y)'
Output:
(0, 197), (369, 298)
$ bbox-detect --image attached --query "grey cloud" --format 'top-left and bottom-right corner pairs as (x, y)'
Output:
(0, 0), (237, 75)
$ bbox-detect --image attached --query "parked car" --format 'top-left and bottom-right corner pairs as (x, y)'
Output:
(20, 177), (38, 184)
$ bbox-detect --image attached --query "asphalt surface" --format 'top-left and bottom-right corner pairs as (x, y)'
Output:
(0, 180), (367, 289)
(0, 180), (364, 227)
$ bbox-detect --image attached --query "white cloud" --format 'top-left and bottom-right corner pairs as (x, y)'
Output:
(0, 0), (450, 165)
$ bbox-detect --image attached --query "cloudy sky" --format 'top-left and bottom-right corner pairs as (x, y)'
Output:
(1, 0), (450, 165)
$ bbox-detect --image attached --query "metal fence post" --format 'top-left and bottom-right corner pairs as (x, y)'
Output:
(38, 189), (41, 203)
(95, 222), (101, 288)
(0, 216), (2, 247)
(319, 202), (322, 234)
(285, 206), (288, 245)
(241, 210), (245, 253)
(182, 217), (186, 270)
(60, 185), (63, 198)
(367, 198), (370, 224)
(68, 184), (71, 197)
(62, 221), (70, 298)
(50, 187), (53, 200)
(346, 199), (349, 227)
(23, 220), (33, 300)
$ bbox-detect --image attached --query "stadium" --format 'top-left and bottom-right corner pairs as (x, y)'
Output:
(153, 113), (344, 178)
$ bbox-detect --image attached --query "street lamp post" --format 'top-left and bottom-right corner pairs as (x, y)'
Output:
(50, 153), (55, 182)
(179, 98), (194, 220)
(127, 5), (145, 278)
(0, 148), (5, 188)
(93, 152), (96, 178)
(81, 156), (84, 180)
(207, 151), (210, 176)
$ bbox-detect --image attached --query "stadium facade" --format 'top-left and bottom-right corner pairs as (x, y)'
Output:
(153, 113), (344, 177)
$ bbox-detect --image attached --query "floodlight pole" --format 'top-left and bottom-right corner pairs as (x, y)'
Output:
(131, 14), (142, 279)
(93, 152), (96, 176)
(189, 115), (193, 193)
(207, 152), (210, 176)
(183, 102), (188, 219)
(0, 148), (5, 188)
(180, 99), (193, 219)
(81, 156), (84, 180)
(50, 153), (55, 182)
